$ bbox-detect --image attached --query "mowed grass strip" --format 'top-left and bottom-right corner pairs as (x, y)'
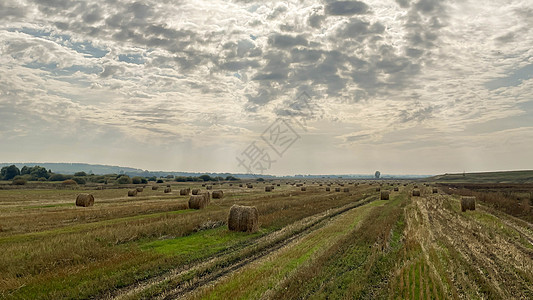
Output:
(268, 193), (408, 299)
(187, 199), (388, 300)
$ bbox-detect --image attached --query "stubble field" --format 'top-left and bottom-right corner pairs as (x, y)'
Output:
(0, 180), (532, 299)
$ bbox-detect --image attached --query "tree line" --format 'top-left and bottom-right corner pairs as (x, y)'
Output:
(0, 165), (240, 185)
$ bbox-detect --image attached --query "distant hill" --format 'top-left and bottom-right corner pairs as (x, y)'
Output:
(428, 170), (533, 184)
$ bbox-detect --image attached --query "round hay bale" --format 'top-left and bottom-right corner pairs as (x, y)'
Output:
(229, 183), (233, 186)
(265, 186), (272, 192)
(376, 187), (381, 192)
(247, 184), (253, 188)
(381, 191), (390, 200)
(412, 189), (420, 196)
(164, 187), (171, 193)
(343, 188), (349, 192)
(277, 184), (280, 186)
(393, 187), (399, 192)
(335, 187), (341, 192)
(432, 188), (438, 194)
(239, 184), (243, 187)
(152, 185), (159, 190)
(180, 188), (190, 196)
(167, 184), (171, 187)
(326, 187), (331, 191)
(192, 189), (200, 195)
(202, 184), (206, 187)
(199, 191), (211, 204)
(128, 189), (137, 197)
(227, 204), (259, 233)
(136, 187), (143, 192)
(461, 196), (476, 212)
(206, 185), (213, 190)
(76, 194), (94, 207)
(301, 187), (307, 191)
(414, 185), (419, 188)
(212, 190), (224, 199)
(189, 195), (208, 209)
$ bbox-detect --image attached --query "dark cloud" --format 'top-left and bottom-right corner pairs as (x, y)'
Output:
(495, 32), (515, 44)
(336, 18), (385, 41)
(397, 105), (434, 123)
(0, 1), (26, 19)
(220, 59), (260, 71)
(308, 13), (326, 28)
(414, 0), (441, 14)
(325, 1), (369, 16)
(268, 34), (308, 49)
(82, 6), (103, 24)
(395, 0), (411, 9)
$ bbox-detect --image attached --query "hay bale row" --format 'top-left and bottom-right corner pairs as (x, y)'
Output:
(461, 196), (476, 212)
(212, 190), (224, 199)
(381, 191), (390, 200)
(76, 194), (94, 207)
(227, 204), (258, 232)
(128, 189), (138, 197)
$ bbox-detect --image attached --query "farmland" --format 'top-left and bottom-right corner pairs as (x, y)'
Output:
(1, 178), (532, 299)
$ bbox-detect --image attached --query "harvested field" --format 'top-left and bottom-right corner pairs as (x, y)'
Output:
(1, 180), (532, 299)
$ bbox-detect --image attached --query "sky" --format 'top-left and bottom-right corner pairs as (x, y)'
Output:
(0, 0), (532, 176)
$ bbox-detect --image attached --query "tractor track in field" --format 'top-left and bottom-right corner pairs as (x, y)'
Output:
(413, 193), (533, 299)
(106, 195), (377, 300)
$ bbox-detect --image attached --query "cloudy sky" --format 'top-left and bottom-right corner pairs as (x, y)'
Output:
(0, 0), (532, 175)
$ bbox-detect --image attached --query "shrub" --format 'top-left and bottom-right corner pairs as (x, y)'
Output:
(12, 176), (27, 185)
(117, 175), (132, 184)
(49, 174), (69, 181)
(199, 174), (213, 182)
(132, 176), (143, 184)
(156, 179), (164, 183)
(74, 172), (87, 177)
(62, 179), (77, 185)
(72, 177), (86, 185)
